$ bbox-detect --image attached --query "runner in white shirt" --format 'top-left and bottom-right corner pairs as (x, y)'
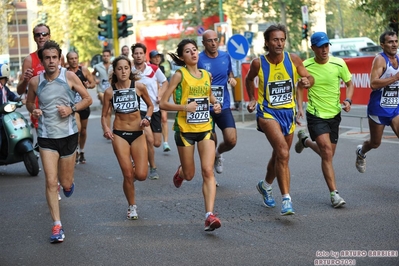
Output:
(131, 43), (168, 180)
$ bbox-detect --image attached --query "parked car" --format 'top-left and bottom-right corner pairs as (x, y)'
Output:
(359, 45), (382, 55)
(331, 49), (362, 58)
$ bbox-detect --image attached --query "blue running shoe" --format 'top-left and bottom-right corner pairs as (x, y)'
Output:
(50, 225), (65, 243)
(281, 198), (295, 215)
(63, 183), (75, 198)
(256, 180), (276, 208)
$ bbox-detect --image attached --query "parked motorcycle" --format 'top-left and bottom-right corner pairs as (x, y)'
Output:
(0, 101), (39, 176)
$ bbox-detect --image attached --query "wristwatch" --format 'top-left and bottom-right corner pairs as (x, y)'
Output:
(144, 115), (151, 123)
(71, 105), (77, 113)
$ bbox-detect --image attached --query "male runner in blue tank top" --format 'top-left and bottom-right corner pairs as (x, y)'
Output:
(356, 31), (399, 173)
(198, 29), (237, 179)
(245, 24), (314, 215)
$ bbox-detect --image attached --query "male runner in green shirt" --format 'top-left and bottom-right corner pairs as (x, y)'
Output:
(295, 32), (354, 208)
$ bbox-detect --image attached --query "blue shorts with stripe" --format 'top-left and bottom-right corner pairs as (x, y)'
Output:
(256, 104), (296, 136)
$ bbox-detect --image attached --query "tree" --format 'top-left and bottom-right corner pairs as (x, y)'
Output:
(269, 0), (316, 53)
(356, 0), (399, 22)
(0, 1), (15, 55)
(326, 0), (384, 42)
(151, 0), (313, 54)
(149, 0), (248, 54)
(40, 0), (103, 64)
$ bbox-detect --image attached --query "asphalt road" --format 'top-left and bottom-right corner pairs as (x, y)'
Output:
(0, 92), (398, 266)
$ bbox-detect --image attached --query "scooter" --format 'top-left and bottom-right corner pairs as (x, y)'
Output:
(0, 101), (39, 176)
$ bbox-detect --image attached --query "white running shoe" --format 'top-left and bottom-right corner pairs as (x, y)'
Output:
(127, 205), (138, 220)
(214, 155), (224, 174)
(331, 192), (346, 208)
(355, 145), (366, 173)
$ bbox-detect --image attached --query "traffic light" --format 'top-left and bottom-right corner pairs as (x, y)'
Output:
(389, 18), (398, 35)
(302, 22), (308, 39)
(117, 14), (133, 38)
(98, 15), (112, 39)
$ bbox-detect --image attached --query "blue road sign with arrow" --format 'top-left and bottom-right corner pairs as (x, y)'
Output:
(227, 34), (249, 60)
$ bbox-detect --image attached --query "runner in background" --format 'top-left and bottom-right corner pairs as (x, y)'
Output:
(149, 50), (171, 152)
(198, 30), (237, 180)
(66, 51), (96, 164)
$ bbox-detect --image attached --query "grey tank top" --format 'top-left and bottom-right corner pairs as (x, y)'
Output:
(37, 68), (78, 138)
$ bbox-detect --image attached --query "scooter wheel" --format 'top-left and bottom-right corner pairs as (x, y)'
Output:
(23, 151), (40, 176)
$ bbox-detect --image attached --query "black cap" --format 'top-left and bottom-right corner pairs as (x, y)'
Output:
(149, 50), (161, 58)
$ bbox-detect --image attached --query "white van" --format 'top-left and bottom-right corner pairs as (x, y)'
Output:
(329, 37), (376, 53)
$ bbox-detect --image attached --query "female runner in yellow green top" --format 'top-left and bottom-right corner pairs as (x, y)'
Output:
(160, 39), (222, 232)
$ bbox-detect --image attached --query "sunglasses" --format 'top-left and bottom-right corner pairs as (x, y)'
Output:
(34, 32), (50, 38)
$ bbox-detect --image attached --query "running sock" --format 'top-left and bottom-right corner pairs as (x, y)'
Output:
(54, 221), (62, 226)
(205, 212), (213, 219)
(262, 181), (272, 191)
(215, 150), (220, 158)
(282, 194), (291, 200)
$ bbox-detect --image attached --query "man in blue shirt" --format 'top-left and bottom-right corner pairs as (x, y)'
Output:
(198, 30), (237, 178)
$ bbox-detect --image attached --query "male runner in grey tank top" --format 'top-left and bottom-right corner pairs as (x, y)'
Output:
(26, 40), (92, 244)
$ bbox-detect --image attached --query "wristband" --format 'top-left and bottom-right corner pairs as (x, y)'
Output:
(344, 98), (352, 105)
(144, 115), (151, 123)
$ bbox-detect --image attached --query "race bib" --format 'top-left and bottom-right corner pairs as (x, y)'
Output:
(267, 79), (293, 106)
(186, 97), (210, 124)
(74, 92), (82, 104)
(211, 85), (224, 105)
(101, 79), (110, 91)
(380, 85), (399, 108)
(113, 89), (139, 113)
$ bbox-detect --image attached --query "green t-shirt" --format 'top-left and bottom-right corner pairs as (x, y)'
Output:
(303, 56), (352, 119)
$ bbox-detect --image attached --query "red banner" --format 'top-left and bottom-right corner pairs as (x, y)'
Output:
(241, 56), (375, 105)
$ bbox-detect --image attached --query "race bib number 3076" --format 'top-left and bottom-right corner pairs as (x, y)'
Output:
(268, 79), (293, 106)
(186, 97), (210, 124)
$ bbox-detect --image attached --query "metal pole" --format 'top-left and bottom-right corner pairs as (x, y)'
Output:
(237, 60), (245, 123)
(219, 0), (223, 23)
(112, 0), (119, 56)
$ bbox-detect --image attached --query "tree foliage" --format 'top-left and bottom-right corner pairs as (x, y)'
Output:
(40, 0), (103, 63)
(1, 1), (15, 55)
(269, 0), (316, 52)
(326, 0), (385, 42)
(355, 0), (399, 22)
(151, 0), (315, 53)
